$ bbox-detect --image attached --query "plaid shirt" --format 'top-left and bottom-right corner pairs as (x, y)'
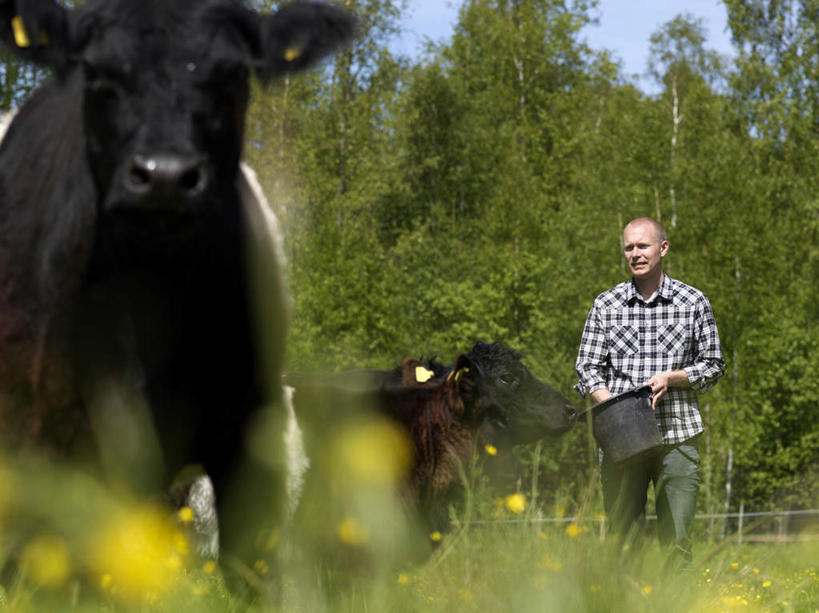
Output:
(575, 274), (725, 444)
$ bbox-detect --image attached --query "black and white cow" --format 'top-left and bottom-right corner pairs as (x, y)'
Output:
(0, 0), (355, 579)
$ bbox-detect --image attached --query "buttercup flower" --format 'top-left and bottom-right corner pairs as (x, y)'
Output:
(331, 419), (413, 485)
(21, 535), (71, 589)
(88, 504), (183, 599)
(337, 516), (370, 546)
(177, 506), (194, 523)
(504, 493), (526, 514)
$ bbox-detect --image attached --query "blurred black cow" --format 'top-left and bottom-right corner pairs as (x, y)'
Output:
(285, 342), (576, 532)
(0, 0), (355, 577)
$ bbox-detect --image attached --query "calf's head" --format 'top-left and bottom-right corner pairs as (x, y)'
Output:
(1, 0), (355, 232)
(461, 342), (576, 446)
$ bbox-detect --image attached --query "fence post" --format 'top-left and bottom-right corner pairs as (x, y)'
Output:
(737, 501), (744, 544)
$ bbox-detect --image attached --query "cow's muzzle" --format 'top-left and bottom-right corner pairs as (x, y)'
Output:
(124, 153), (208, 207)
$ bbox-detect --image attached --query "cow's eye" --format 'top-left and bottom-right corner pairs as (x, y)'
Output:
(83, 63), (124, 98)
(498, 374), (517, 386)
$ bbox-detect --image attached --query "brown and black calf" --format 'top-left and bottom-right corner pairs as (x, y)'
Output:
(285, 342), (577, 536)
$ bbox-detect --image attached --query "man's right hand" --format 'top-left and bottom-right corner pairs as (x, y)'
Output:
(591, 389), (613, 404)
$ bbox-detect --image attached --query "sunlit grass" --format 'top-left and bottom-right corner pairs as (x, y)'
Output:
(0, 448), (816, 612)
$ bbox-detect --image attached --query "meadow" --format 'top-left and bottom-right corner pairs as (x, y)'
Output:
(1, 446), (816, 613)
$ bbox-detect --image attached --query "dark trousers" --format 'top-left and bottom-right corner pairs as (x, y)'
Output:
(601, 436), (701, 566)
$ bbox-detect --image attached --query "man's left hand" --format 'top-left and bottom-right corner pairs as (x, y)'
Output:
(645, 370), (690, 410)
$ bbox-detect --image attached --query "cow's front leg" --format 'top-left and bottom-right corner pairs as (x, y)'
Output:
(199, 404), (287, 600)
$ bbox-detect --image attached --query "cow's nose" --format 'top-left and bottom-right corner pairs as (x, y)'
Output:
(564, 404), (577, 422)
(125, 153), (208, 201)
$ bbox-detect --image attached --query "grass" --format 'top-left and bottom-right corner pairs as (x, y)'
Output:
(1, 449), (817, 612)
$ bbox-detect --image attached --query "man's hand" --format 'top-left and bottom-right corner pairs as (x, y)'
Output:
(646, 370), (690, 410)
(591, 388), (612, 404)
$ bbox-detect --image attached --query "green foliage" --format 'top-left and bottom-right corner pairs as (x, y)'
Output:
(1, 0), (815, 519)
(240, 0), (817, 515)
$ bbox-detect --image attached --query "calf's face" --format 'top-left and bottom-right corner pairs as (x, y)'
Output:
(463, 343), (576, 446)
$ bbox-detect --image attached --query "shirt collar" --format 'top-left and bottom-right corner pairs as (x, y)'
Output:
(627, 274), (674, 305)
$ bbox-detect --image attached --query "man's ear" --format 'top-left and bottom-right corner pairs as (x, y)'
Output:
(250, 2), (357, 82)
(0, 0), (71, 68)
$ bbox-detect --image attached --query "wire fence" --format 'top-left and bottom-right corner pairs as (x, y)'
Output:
(464, 509), (819, 544)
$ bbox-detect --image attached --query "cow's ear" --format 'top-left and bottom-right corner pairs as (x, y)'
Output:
(447, 355), (474, 389)
(401, 357), (421, 386)
(0, 0), (71, 68)
(251, 2), (357, 81)
(401, 357), (438, 386)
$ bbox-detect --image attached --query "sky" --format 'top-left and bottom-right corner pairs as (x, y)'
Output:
(391, 0), (735, 93)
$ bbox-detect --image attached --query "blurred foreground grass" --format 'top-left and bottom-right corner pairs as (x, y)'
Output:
(0, 451), (816, 612)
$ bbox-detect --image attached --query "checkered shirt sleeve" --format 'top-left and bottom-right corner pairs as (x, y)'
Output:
(574, 275), (725, 444)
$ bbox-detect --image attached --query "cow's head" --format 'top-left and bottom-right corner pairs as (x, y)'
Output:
(462, 342), (576, 445)
(1, 0), (355, 236)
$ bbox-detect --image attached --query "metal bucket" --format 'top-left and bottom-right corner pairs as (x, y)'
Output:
(584, 386), (663, 465)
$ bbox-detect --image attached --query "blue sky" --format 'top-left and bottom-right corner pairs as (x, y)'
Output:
(391, 0), (735, 93)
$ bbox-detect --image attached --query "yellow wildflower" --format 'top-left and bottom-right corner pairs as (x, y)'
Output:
(177, 506), (195, 523)
(88, 504), (182, 599)
(331, 419), (413, 485)
(202, 560), (217, 574)
(173, 530), (189, 555)
(731, 562), (740, 570)
(565, 523), (581, 538)
(538, 555), (563, 572)
(397, 573), (411, 585)
(20, 535), (72, 590)
(337, 516), (370, 546)
(504, 493), (527, 514)
(762, 580), (771, 588)
(429, 531), (442, 542)
(484, 444), (498, 456)
(642, 585), (653, 596)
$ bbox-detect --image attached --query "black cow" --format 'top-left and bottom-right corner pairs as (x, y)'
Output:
(0, 0), (355, 583)
(285, 342), (576, 534)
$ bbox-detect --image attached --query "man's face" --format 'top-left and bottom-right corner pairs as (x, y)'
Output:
(623, 222), (668, 280)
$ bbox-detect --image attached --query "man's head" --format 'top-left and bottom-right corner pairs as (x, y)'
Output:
(623, 217), (668, 282)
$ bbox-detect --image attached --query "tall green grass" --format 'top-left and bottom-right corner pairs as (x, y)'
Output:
(1, 446), (816, 612)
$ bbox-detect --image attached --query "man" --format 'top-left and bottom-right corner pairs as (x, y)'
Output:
(575, 217), (724, 567)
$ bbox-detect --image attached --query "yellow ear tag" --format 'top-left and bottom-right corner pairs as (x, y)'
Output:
(447, 367), (470, 384)
(415, 366), (434, 383)
(284, 47), (301, 62)
(12, 16), (30, 48)
(11, 16), (48, 48)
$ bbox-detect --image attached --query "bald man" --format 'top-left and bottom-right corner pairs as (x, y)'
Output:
(575, 217), (725, 568)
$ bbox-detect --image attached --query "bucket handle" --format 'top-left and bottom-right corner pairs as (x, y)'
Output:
(576, 387), (654, 422)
